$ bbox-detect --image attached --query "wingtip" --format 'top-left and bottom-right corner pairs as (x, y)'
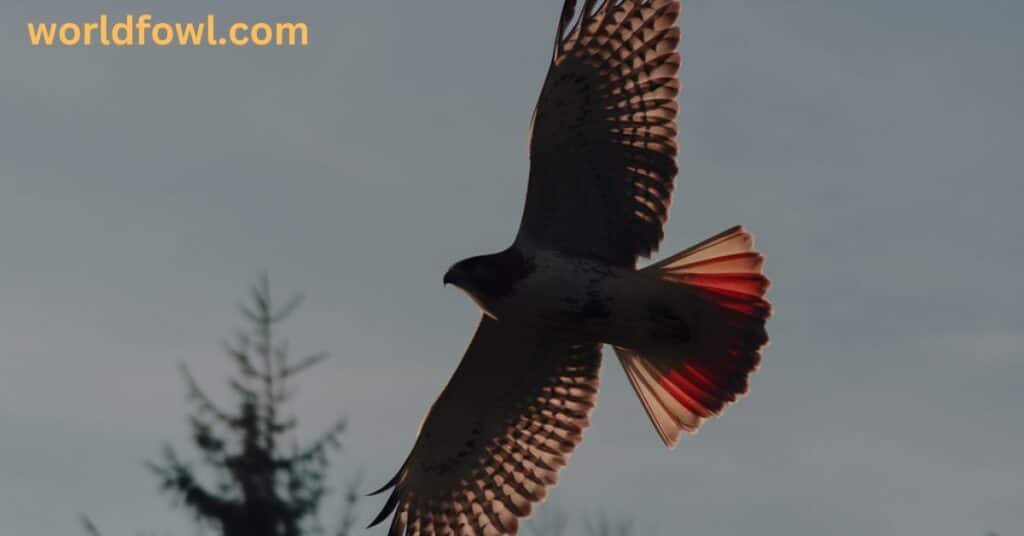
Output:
(556, 0), (579, 43)
(366, 470), (400, 497)
(367, 489), (400, 529)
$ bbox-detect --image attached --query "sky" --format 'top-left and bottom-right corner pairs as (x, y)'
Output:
(1, 1), (1022, 535)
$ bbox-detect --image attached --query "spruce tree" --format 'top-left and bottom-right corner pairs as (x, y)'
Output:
(147, 276), (351, 536)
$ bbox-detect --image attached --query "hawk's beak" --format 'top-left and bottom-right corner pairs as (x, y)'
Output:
(443, 269), (497, 319)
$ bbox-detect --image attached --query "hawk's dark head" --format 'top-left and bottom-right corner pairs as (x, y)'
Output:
(444, 247), (533, 319)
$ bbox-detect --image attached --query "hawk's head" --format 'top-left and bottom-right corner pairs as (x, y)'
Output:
(444, 247), (533, 319)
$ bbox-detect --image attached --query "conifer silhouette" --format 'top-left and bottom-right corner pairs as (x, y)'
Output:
(147, 276), (353, 536)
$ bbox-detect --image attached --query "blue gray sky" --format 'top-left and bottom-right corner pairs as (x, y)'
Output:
(1, 1), (1022, 535)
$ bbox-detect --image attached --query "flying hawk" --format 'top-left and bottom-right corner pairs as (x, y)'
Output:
(370, 1), (771, 534)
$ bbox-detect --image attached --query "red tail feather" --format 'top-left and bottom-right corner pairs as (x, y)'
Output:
(617, 226), (771, 448)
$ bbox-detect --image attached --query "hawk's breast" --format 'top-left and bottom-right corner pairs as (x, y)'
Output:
(501, 249), (622, 331)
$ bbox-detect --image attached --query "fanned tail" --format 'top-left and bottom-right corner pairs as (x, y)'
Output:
(617, 226), (771, 448)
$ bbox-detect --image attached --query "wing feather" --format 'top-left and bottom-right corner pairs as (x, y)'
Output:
(370, 317), (601, 535)
(518, 0), (682, 267)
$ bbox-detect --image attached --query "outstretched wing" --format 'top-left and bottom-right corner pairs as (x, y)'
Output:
(370, 318), (602, 535)
(517, 0), (682, 268)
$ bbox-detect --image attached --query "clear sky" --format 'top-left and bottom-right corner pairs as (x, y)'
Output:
(2, 1), (1022, 535)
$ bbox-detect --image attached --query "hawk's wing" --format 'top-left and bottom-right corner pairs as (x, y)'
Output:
(517, 0), (682, 268)
(369, 317), (601, 535)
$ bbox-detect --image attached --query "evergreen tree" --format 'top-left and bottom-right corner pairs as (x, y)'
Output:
(147, 276), (351, 536)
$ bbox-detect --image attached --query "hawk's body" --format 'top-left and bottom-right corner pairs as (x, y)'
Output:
(467, 245), (698, 352)
(468, 246), (620, 328)
(371, 2), (771, 534)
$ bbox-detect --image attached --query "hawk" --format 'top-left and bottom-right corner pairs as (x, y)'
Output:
(370, 1), (771, 534)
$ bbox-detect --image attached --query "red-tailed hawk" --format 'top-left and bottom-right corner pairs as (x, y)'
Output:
(370, 1), (771, 534)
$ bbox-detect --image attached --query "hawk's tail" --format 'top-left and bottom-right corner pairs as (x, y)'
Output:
(616, 226), (771, 448)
